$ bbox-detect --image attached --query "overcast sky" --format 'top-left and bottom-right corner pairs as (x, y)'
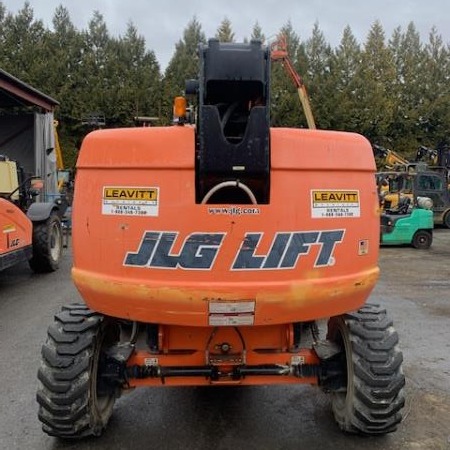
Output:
(3, 0), (449, 70)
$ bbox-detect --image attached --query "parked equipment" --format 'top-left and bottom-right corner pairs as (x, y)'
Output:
(380, 197), (434, 249)
(37, 39), (405, 439)
(377, 169), (450, 228)
(0, 69), (67, 273)
(373, 144), (410, 170)
(0, 155), (65, 272)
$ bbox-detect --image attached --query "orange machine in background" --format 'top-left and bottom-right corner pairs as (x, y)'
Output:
(0, 156), (64, 273)
(37, 38), (405, 439)
(0, 197), (33, 270)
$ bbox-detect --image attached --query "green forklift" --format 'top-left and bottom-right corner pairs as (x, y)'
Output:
(380, 196), (434, 249)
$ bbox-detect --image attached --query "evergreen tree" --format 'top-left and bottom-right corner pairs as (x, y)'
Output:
(127, 23), (161, 119)
(109, 22), (161, 125)
(163, 17), (206, 122)
(304, 22), (333, 129)
(270, 21), (306, 127)
(250, 21), (265, 42)
(215, 17), (235, 43)
(388, 23), (426, 155)
(0, 2), (48, 85)
(352, 21), (397, 143)
(419, 28), (450, 147)
(46, 5), (81, 94)
(0, 3), (448, 164)
(45, 6), (85, 166)
(329, 26), (362, 131)
(76, 11), (112, 124)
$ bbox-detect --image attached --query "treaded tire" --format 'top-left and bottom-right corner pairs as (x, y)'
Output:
(326, 303), (405, 435)
(412, 230), (432, 249)
(29, 213), (63, 273)
(37, 303), (120, 439)
(443, 211), (450, 229)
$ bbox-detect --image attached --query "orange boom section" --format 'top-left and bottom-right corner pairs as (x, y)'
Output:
(72, 125), (379, 326)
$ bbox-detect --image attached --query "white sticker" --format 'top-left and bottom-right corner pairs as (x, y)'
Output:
(311, 190), (360, 218)
(358, 239), (369, 255)
(209, 301), (255, 314)
(291, 355), (306, 365)
(144, 357), (158, 366)
(102, 186), (159, 217)
(209, 314), (255, 326)
(208, 301), (255, 326)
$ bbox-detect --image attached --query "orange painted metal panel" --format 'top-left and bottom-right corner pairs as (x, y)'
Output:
(72, 126), (379, 325)
(0, 197), (32, 255)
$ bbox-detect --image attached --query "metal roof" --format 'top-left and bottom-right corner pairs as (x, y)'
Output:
(0, 68), (59, 112)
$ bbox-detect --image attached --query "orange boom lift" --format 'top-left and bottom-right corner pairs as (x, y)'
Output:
(37, 38), (405, 439)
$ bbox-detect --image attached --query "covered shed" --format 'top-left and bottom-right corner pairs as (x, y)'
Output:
(0, 68), (60, 199)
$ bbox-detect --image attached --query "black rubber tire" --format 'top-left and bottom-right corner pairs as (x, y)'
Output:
(443, 211), (450, 229)
(37, 303), (120, 439)
(412, 230), (432, 249)
(326, 303), (405, 435)
(29, 213), (63, 273)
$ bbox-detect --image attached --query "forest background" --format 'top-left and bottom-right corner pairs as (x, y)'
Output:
(0, 2), (449, 167)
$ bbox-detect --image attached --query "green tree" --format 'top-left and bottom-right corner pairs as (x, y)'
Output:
(77, 11), (112, 119)
(47, 6), (83, 97)
(304, 22), (333, 129)
(163, 17), (206, 122)
(270, 21), (306, 127)
(0, 3), (448, 164)
(108, 22), (161, 125)
(0, 2), (48, 85)
(388, 23), (426, 155)
(328, 25), (362, 131)
(215, 17), (235, 42)
(352, 21), (397, 143)
(250, 21), (265, 42)
(45, 6), (85, 166)
(419, 28), (450, 147)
